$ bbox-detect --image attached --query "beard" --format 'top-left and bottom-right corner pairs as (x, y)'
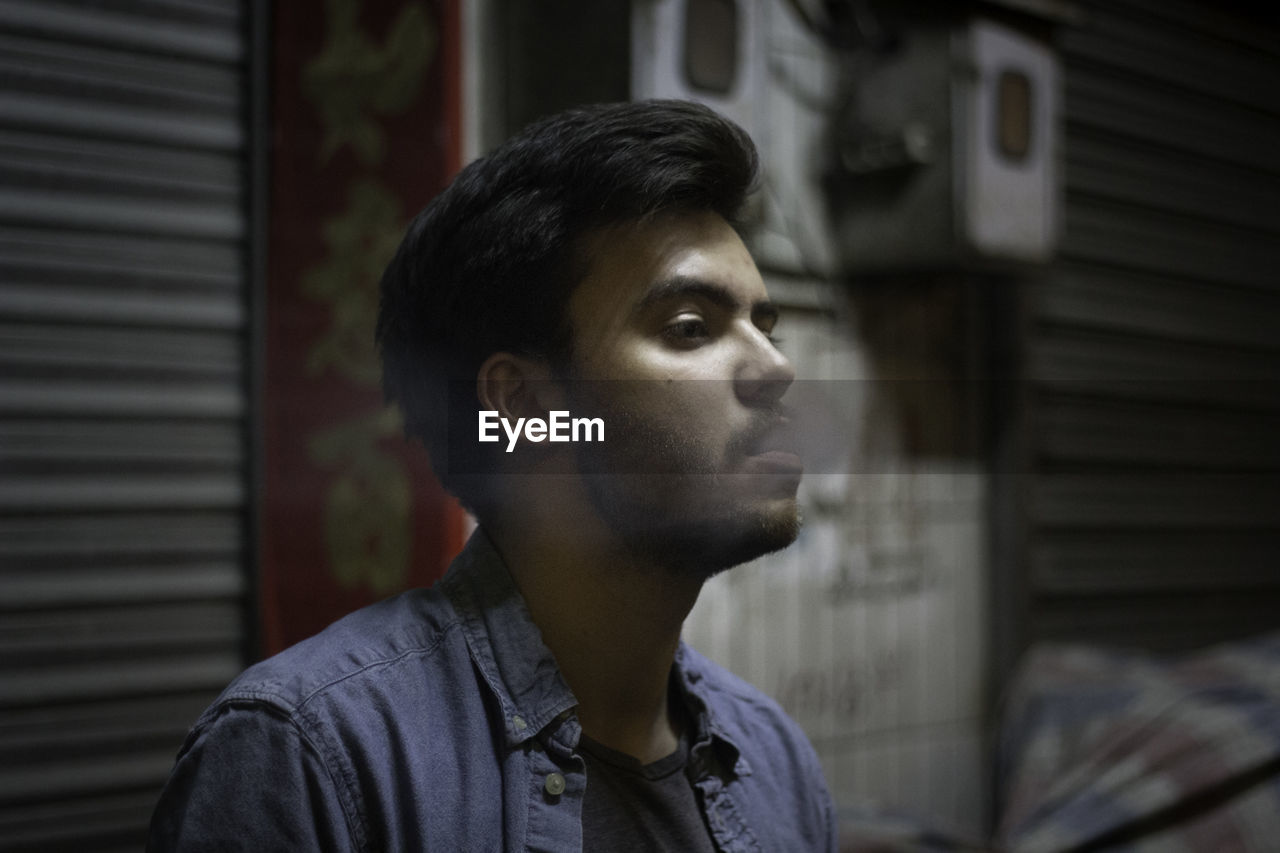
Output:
(568, 384), (801, 580)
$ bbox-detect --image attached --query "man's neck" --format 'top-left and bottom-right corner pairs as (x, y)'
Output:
(485, 514), (702, 765)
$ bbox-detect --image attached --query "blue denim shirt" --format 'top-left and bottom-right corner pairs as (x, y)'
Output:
(149, 531), (838, 852)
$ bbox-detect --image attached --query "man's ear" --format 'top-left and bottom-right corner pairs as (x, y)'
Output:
(475, 353), (564, 422)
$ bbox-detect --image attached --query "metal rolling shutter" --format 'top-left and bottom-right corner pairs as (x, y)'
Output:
(1021, 0), (1280, 652)
(0, 1), (253, 849)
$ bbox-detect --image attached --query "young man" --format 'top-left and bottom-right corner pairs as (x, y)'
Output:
(150, 100), (837, 852)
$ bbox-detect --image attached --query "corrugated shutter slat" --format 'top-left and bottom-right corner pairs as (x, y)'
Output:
(0, 0), (250, 848)
(1022, 0), (1280, 651)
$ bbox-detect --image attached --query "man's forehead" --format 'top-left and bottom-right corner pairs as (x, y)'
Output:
(571, 210), (767, 315)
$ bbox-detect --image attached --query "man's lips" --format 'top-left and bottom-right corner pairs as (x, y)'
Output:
(742, 448), (804, 476)
(741, 416), (804, 475)
(725, 406), (803, 476)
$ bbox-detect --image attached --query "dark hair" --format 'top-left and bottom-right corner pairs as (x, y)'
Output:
(376, 99), (759, 513)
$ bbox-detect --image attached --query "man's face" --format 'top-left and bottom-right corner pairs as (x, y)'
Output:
(561, 209), (801, 577)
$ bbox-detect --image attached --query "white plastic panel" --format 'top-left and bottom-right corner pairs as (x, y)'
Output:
(959, 18), (1060, 262)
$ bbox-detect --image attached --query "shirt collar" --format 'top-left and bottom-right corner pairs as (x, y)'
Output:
(439, 529), (578, 748)
(674, 642), (752, 778)
(440, 528), (748, 773)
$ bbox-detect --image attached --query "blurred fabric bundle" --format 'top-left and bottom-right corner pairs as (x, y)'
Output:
(996, 633), (1280, 852)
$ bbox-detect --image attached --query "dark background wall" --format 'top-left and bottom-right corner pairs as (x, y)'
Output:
(992, 0), (1280, 685)
(0, 1), (254, 849)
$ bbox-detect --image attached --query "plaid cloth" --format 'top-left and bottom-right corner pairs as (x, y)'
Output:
(995, 632), (1280, 852)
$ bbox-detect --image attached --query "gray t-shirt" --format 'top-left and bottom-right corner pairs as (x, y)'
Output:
(579, 731), (718, 853)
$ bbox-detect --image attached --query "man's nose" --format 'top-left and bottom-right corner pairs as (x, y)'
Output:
(734, 326), (795, 406)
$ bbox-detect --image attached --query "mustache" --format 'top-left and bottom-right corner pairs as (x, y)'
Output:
(726, 403), (796, 459)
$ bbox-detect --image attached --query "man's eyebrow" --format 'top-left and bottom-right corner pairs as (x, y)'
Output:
(636, 275), (779, 323)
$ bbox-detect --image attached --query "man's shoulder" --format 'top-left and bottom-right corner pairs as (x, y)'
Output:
(153, 583), (507, 851)
(211, 585), (464, 718)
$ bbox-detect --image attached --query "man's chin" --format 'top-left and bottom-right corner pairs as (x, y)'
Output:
(668, 498), (802, 580)
(576, 463), (803, 578)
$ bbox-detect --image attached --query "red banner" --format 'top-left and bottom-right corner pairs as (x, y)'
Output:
(262, 0), (465, 655)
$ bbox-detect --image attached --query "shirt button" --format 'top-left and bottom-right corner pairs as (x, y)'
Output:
(543, 772), (566, 796)
(512, 715), (527, 731)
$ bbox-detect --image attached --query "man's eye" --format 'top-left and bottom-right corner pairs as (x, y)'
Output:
(663, 318), (710, 344)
